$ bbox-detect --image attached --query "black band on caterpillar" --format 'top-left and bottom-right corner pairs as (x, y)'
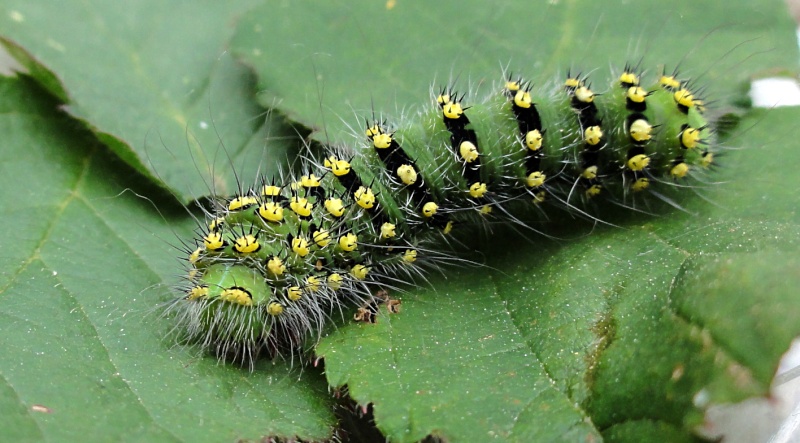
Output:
(165, 65), (717, 365)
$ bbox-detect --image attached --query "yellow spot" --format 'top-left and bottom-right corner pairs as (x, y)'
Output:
(469, 182), (487, 198)
(506, 80), (521, 92)
(629, 119), (652, 142)
(339, 233), (358, 252)
(619, 71), (639, 86)
(354, 186), (376, 209)
(437, 94), (451, 105)
(313, 229), (331, 247)
(327, 273), (343, 291)
(443, 220), (454, 234)
(680, 126), (701, 149)
(525, 129), (542, 151)
(188, 285), (208, 300)
(228, 195), (257, 211)
(585, 184), (602, 198)
(291, 236), (310, 257)
(532, 190), (546, 204)
(350, 264), (370, 280)
(459, 141), (479, 163)
(565, 77), (581, 88)
(234, 234), (260, 253)
(220, 288), (252, 306)
(287, 286), (302, 301)
(208, 217), (225, 231)
(189, 247), (202, 264)
(674, 89), (695, 109)
(403, 249), (418, 263)
(204, 231), (225, 251)
(373, 133), (392, 149)
(258, 202), (284, 223)
(670, 162), (689, 179)
(442, 102), (463, 120)
(325, 198), (345, 217)
(582, 166), (598, 180)
(626, 86), (647, 103)
(480, 205), (493, 215)
(380, 222), (396, 239)
(300, 174), (321, 188)
(366, 125), (380, 137)
(306, 276), (321, 293)
(514, 90), (532, 109)
(526, 171), (546, 188)
(627, 154), (651, 171)
(267, 257), (285, 276)
(267, 302), (283, 316)
(325, 157), (351, 176)
(422, 201), (438, 218)
(290, 196), (313, 217)
(660, 75), (680, 89)
(584, 125), (603, 145)
(701, 151), (714, 168)
(262, 185), (282, 197)
(632, 177), (650, 192)
(574, 86), (594, 103)
(397, 164), (418, 185)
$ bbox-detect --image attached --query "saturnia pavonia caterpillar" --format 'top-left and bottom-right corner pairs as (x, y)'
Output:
(167, 65), (717, 365)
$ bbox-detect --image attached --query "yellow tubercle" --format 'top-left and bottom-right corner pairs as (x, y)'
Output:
(267, 302), (283, 316)
(584, 125), (603, 145)
(514, 90), (532, 109)
(422, 201), (438, 218)
(350, 264), (370, 280)
(292, 237), (310, 257)
(234, 234), (260, 253)
(188, 285), (209, 300)
(228, 195), (258, 211)
(670, 162), (690, 179)
(354, 186), (376, 209)
(258, 202), (284, 223)
(325, 198), (346, 217)
(380, 222), (397, 239)
(338, 233), (359, 252)
(459, 141), (479, 163)
(289, 196), (313, 217)
(220, 288), (253, 307)
(525, 129), (542, 151)
(267, 257), (285, 276)
(469, 182), (487, 198)
(526, 171), (546, 188)
(397, 164), (418, 185)
(442, 102), (463, 120)
(629, 119), (652, 142)
(627, 154), (651, 172)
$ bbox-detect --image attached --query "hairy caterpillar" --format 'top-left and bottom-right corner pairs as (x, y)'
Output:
(167, 65), (717, 365)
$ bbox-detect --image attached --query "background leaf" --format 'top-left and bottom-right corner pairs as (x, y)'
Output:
(0, 0), (299, 204)
(0, 0), (798, 442)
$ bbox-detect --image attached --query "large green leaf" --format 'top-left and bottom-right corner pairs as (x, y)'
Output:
(1, 0), (798, 442)
(0, 76), (335, 441)
(0, 0), (299, 203)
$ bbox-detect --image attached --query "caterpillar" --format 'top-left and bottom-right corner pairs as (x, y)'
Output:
(167, 65), (717, 365)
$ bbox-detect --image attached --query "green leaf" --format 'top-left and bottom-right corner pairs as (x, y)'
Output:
(0, 76), (335, 442)
(2, 0), (799, 441)
(231, 0), (794, 142)
(0, 1), (299, 204)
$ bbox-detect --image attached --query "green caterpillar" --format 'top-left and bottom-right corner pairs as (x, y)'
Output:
(166, 65), (716, 364)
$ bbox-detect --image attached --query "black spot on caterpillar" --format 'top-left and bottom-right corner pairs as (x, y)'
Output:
(165, 65), (719, 365)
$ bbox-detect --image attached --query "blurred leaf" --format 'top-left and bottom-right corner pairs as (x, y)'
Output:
(0, 0), (299, 204)
(0, 76), (335, 442)
(1, 0), (799, 442)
